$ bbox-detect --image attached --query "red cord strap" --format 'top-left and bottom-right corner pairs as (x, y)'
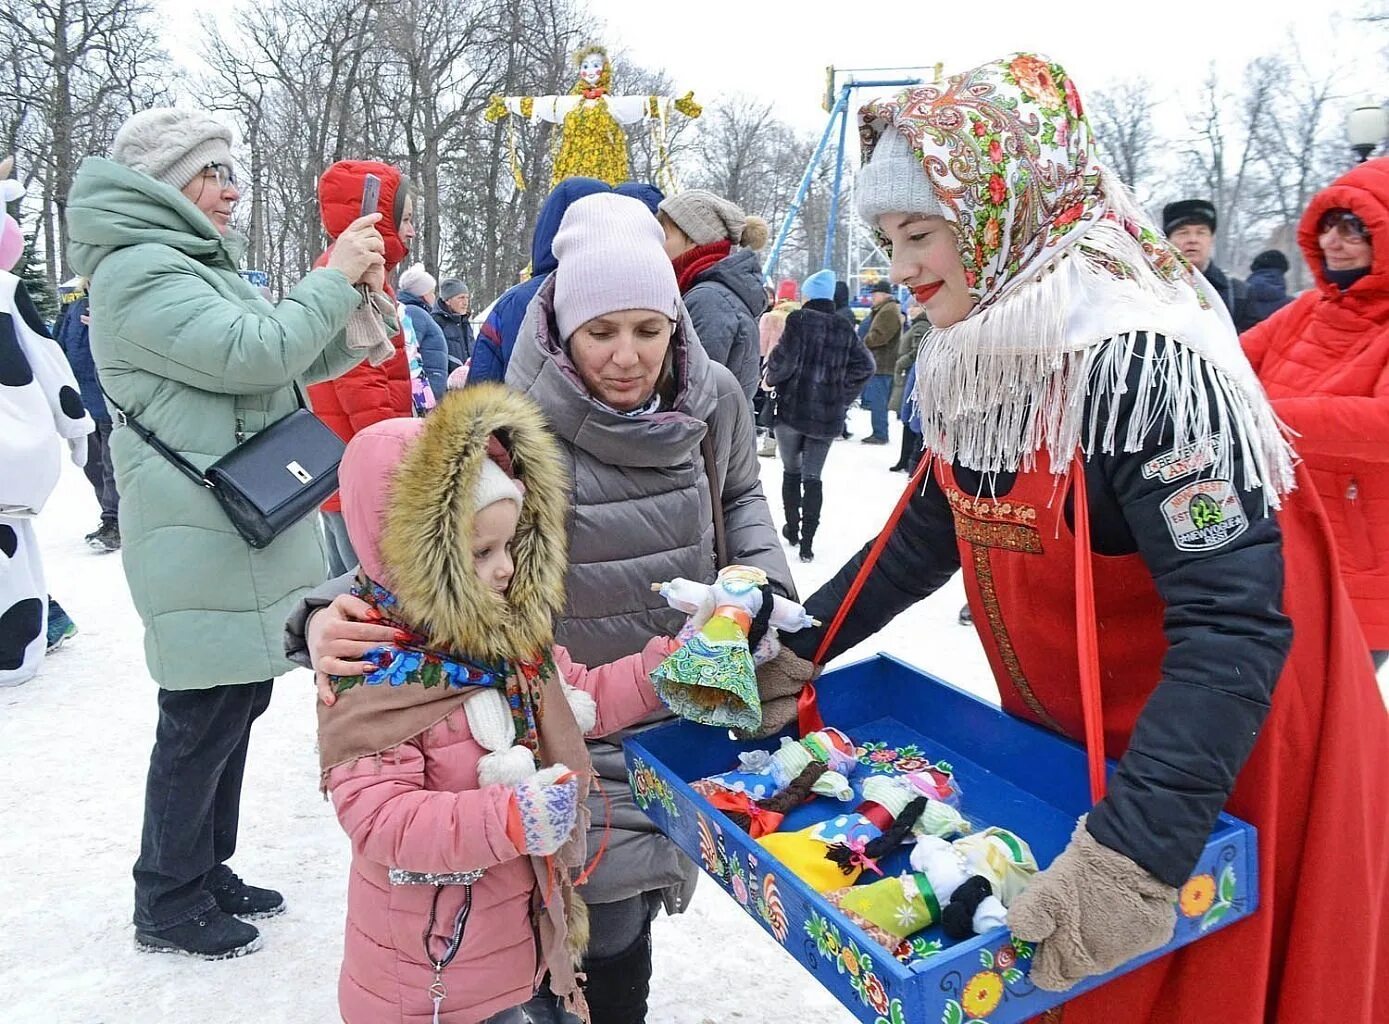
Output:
(800, 456), (935, 737)
(1069, 455), (1108, 804)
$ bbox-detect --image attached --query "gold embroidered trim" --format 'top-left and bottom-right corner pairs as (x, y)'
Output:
(970, 547), (1064, 733)
(953, 512), (1042, 554)
(947, 489), (1039, 526)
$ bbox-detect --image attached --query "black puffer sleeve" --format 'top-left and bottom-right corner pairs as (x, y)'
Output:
(1084, 334), (1292, 886)
(785, 471), (960, 662)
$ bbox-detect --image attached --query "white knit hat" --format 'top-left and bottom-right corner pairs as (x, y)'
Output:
(551, 193), (681, 340)
(111, 108), (235, 190)
(855, 127), (942, 225)
(473, 457), (524, 513)
(398, 263), (437, 297)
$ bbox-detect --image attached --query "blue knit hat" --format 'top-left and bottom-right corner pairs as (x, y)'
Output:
(801, 269), (836, 302)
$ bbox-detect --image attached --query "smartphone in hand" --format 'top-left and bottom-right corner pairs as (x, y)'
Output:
(360, 173), (381, 218)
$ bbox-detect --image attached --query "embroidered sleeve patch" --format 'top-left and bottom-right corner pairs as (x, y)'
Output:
(1160, 479), (1248, 552)
(1142, 434), (1222, 483)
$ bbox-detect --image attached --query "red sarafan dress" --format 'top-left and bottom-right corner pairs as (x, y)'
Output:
(940, 458), (1389, 1023)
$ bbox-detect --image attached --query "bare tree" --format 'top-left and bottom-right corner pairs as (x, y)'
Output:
(1088, 78), (1159, 199)
(1, 0), (169, 282)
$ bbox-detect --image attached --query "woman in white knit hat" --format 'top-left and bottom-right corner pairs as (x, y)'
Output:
(783, 54), (1388, 1023)
(65, 107), (388, 960)
(294, 192), (804, 1023)
(657, 189), (770, 404)
(397, 262), (449, 401)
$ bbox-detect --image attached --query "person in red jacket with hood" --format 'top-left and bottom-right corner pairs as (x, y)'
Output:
(1243, 157), (1389, 669)
(309, 160), (432, 576)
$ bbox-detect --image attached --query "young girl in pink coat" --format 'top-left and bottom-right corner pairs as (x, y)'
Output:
(317, 383), (676, 1024)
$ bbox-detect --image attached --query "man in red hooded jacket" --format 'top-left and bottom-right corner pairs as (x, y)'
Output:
(1242, 157), (1389, 669)
(309, 160), (421, 576)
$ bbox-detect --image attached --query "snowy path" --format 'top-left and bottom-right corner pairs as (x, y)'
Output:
(8, 407), (1376, 1022)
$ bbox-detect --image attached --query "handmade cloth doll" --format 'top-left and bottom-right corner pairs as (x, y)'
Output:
(0, 156), (94, 686)
(825, 827), (1038, 949)
(758, 775), (970, 892)
(651, 564), (816, 732)
(692, 730), (856, 838)
(904, 763), (961, 806)
(696, 727), (858, 801)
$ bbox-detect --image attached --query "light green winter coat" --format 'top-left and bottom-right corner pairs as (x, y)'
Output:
(66, 157), (365, 689)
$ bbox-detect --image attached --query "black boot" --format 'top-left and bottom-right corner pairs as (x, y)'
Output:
(581, 924), (652, 1024)
(780, 471), (801, 546)
(207, 864), (285, 920)
(799, 479), (823, 562)
(889, 426), (916, 472)
(135, 908), (261, 960)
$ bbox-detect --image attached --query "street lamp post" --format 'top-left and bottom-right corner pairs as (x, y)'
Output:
(1347, 103), (1387, 163)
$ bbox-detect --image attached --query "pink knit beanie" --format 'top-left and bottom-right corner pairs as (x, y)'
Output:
(551, 192), (680, 340)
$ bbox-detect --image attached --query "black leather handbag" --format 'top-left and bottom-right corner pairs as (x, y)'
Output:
(104, 385), (345, 549)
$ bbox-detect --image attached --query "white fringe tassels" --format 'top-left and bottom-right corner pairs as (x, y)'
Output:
(913, 214), (1296, 505)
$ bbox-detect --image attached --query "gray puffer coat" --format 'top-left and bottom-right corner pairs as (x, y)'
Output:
(682, 248), (767, 404)
(281, 276), (795, 909)
(506, 274), (794, 907)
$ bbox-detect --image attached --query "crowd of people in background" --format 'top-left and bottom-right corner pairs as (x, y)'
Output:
(2, 49), (1387, 1024)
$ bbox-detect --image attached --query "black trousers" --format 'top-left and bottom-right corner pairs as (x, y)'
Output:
(83, 420), (119, 525)
(132, 680), (273, 930)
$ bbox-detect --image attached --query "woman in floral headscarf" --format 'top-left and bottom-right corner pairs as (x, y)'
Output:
(783, 54), (1388, 1022)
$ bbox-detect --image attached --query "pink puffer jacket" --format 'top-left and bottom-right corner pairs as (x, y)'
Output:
(327, 639), (670, 1024)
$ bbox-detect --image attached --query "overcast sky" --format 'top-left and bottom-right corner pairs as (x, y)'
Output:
(582, 0), (1385, 137)
(161, 0), (1385, 147)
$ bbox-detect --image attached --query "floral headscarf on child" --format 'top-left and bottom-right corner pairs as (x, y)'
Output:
(857, 54), (1293, 499)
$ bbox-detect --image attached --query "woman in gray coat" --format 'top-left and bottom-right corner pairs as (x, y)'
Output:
(289, 194), (797, 1023)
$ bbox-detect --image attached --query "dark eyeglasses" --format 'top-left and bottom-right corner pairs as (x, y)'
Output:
(203, 162), (237, 189)
(1317, 209), (1370, 242)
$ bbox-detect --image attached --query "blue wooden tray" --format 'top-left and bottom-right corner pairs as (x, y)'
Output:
(624, 653), (1258, 1024)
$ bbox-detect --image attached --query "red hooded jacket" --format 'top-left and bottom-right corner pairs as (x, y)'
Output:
(308, 160), (413, 513)
(1242, 157), (1389, 647)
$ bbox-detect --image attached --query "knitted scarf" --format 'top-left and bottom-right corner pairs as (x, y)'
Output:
(858, 54), (1295, 502)
(317, 577), (547, 775)
(673, 239), (732, 294)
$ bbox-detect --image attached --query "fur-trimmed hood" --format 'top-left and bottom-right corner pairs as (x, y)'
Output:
(340, 384), (570, 663)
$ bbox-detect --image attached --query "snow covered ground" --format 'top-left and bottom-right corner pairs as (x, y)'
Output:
(4, 407), (1380, 1023)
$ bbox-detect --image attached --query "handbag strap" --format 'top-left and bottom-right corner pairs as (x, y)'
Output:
(99, 383), (212, 490)
(99, 381), (311, 491)
(700, 431), (729, 570)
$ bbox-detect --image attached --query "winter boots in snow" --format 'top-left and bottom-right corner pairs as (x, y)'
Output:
(781, 471), (801, 546)
(799, 479), (823, 563)
(135, 909), (262, 960)
(580, 925), (653, 1024)
(85, 521), (120, 552)
(207, 865), (286, 920)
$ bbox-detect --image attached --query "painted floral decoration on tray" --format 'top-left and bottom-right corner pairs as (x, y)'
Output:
(1179, 861), (1239, 932)
(628, 756), (678, 818)
(939, 938), (1037, 1024)
(856, 741), (951, 778)
(805, 911), (904, 1022)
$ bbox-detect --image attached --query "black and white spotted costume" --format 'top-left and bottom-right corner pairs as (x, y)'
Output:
(0, 270), (93, 685)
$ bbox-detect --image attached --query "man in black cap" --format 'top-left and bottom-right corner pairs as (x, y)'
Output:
(1163, 198), (1248, 326)
(431, 276), (475, 372)
(1239, 249), (1293, 332)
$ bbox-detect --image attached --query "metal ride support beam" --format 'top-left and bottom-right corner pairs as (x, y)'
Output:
(764, 68), (935, 286)
(764, 85), (850, 284)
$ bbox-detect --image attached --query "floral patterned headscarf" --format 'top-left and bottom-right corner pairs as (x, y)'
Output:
(856, 54), (1293, 498)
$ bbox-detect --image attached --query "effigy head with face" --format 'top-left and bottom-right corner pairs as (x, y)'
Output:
(577, 47), (609, 89)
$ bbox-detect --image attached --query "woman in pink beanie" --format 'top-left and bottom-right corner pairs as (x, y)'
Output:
(296, 193), (797, 1023)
